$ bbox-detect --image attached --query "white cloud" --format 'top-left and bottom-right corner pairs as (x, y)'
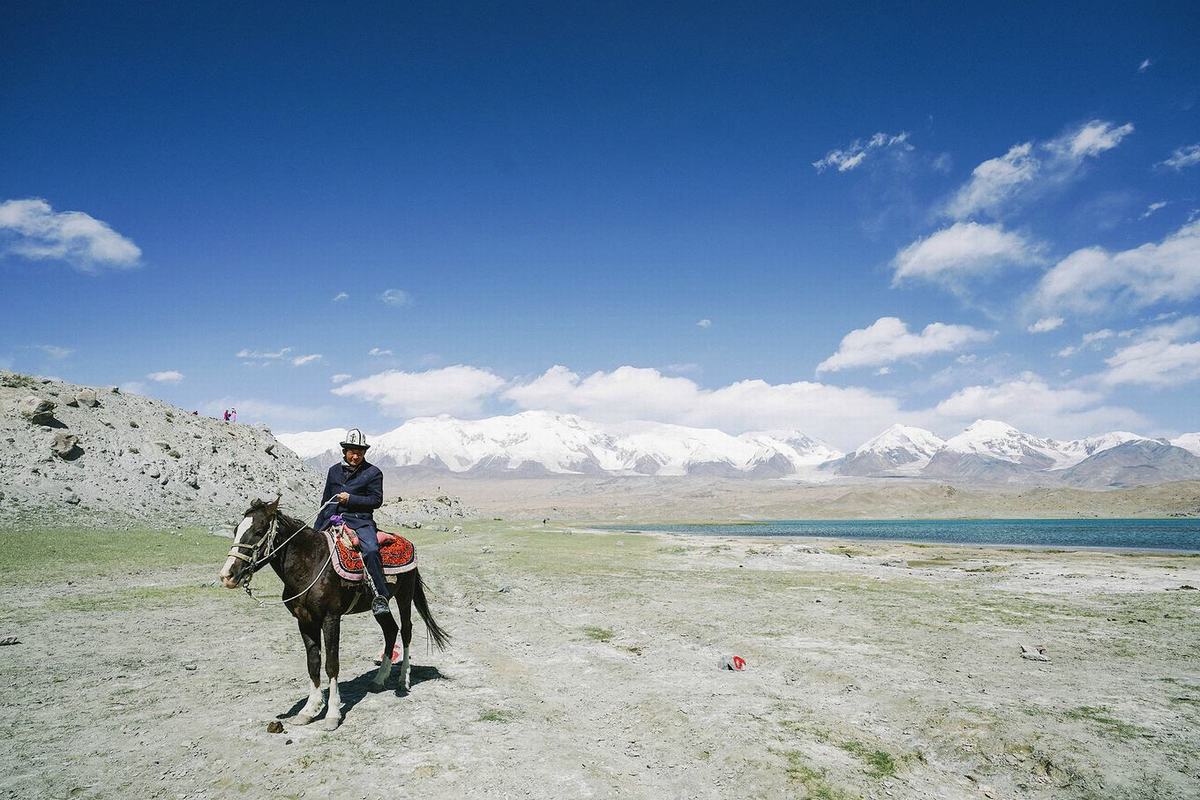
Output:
(696, 318), (712, 328)
(944, 121), (1133, 219)
(1138, 58), (1152, 73)
(147, 370), (184, 383)
(1056, 346), (1078, 359)
(380, 289), (412, 307)
(330, 373), (352, 384)
(1081, 329), (1113, 345)
(502, 364), (922, 449)
(237, 347), (291, 360)
(875, 366), (892, 376)
(813, 132), (911, 173)
(368, 347), (393, 357)
(1031, 220), (1200, 315)
(292, 354), (322, 366)
(935, 373), (1147, 438)
(1141, 201), (1168, 219)
(1028, 317), (1063, 333)
(891, 222), (1041, 288)
(1045, 120), (1134, 161)
(0, 198), (141, 271)
(332, 292), (349, 302)
(1100, 317), (1200, 387)
(816, 317), (993, 373)
(333, 365), (507, 418)
(944, 143), (1039, 219)
(34, 344), (73, 359)
(1158, 144), (1200, 171)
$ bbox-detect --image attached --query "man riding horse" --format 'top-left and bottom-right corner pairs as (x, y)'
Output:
(314, 428), (393, 618)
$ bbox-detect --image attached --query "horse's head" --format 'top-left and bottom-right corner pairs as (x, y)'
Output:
(218, 497), (280, 589)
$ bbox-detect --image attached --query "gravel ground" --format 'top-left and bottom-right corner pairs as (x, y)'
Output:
(1, 523), (1197, 799)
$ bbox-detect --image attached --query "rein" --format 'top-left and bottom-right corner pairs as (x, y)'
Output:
(230, 499), (337, 607)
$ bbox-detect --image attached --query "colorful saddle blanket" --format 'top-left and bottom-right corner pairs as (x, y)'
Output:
(324, 525), (417, 582)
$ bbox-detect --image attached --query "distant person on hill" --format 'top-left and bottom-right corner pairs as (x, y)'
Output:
(314, 429), (392, 619)
(230, 408), (238, 423)
(223, 409), (231, 422)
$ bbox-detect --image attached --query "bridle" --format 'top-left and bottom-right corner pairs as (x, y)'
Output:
(226, 499), (337, 604)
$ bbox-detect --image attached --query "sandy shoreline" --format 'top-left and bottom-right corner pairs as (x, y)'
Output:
(2, 520), (1197, 799)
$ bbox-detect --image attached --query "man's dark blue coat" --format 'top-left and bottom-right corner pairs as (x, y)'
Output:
(314, 460), (383, 532)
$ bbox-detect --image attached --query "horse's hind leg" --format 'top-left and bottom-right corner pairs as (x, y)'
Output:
(370, 600), (399, 692)
(293, 620), (325, 725)
(320, 616), (343, 731)
(397, 573), (414, 691)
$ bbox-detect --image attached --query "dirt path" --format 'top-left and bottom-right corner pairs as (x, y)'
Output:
(1, 525), (1197, 799)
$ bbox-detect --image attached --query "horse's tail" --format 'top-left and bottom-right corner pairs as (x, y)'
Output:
(413, 568), (451, 651)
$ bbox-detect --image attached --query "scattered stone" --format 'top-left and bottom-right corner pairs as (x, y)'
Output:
(148, 467), (161, 479)
(130, 420), (139, 428)
(185, 476), (200, 489)
(154, 441), (172, 451)
(1019, 644), (1050, 662)
(452, 526), (463, 534)
(52, 432), (82, 460)
(75, 389), (98, 408)
(168, 449), (182, 459)
(128, 446), (139, 454)
(17, 397), (57, 425)
(64, 396), (80, 408)
(264, 443), (276, 456)
(266, 721), (284, 734)
(0, 636), (20, 646)
(183, 663), (198, 671)
(63, 492), (81, 505)
(159, 476), (169, 486)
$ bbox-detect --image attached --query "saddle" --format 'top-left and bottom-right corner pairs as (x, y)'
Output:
(323, 524), (417, 582)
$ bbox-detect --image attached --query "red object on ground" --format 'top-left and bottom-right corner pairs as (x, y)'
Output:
(377, 642), (403, 665)
(731, 655), (746, 670)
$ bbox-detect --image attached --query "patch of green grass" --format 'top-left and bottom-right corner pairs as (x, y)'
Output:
(478, 708), (516, 723)
(777, 750), (858, 800)
(1063, 706), (1146, 740)
(583, 625), (615, 643)
(838, 740), (898, 778)
(0, 528), (229, 584)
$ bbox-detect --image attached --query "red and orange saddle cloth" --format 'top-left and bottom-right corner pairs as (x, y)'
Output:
(323, 523), (417, 582)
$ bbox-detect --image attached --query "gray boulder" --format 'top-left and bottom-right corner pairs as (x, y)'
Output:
(75, 389), (99, 408)
(18, 397), (57, 425)
(52, 432), (82, 460)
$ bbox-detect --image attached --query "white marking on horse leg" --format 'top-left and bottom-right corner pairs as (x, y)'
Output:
(371, 658), (393, 691)
(400, 644), (410, 691)
(294, 681), (325, 725)
(321, 678), (342, 730)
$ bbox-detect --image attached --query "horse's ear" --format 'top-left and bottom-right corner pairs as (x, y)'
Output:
(250, 498), (264, 510)
(267, 495), (281, 512)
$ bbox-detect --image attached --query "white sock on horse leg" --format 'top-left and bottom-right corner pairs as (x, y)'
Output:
(400, 645), (410, 690)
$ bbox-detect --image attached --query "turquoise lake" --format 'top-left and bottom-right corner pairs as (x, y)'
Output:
(613, 518), (1200, 551)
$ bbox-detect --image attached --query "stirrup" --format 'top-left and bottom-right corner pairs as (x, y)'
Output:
(371, 595), (391, 617)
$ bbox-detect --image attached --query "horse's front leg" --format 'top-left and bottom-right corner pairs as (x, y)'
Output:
(293, 620), (325, 725)
(320, 616), (343, 731)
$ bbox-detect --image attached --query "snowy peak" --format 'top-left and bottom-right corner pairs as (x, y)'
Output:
(1171, 433), (1200, 457)
(277, 414), (1175, 484)
(834, 424), (945, 476)
(278, 413), (841, 477)
(941, 419), (1062, 466)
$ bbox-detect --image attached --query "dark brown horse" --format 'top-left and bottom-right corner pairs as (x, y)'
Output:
(218, 498), (449, 730)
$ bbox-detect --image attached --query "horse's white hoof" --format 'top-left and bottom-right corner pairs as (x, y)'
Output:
(320, 715), (342, 731)
(293, 714), (316, 726)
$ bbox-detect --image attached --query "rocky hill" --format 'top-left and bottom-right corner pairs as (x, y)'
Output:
(0, 371), (323, 528)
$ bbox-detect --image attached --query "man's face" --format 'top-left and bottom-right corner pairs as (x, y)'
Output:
(343, 447), (365, 466)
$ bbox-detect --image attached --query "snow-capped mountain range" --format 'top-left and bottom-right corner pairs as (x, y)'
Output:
(278, 413), (1200, 488)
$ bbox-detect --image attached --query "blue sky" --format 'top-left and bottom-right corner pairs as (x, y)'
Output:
(2, 3), (1198, 449)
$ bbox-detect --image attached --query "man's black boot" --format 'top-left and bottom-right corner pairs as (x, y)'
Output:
(371, 593), (391, 617)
